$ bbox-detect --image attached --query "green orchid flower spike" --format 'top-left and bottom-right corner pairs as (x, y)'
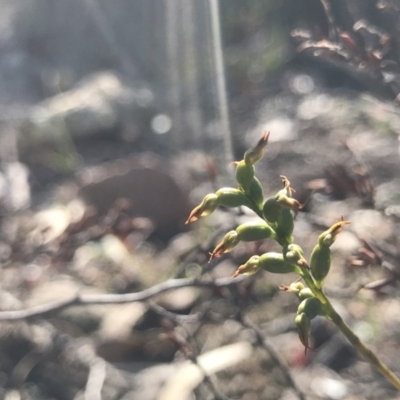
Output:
(185, 132), (400, 391)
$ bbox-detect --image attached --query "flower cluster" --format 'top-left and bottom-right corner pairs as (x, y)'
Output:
(185, 132), (349, 351)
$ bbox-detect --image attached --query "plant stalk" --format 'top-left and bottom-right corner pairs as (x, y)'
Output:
(301, 269), (400, 391)
(254, 162), (400, 391)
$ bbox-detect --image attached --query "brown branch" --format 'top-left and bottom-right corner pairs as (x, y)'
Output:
(0, 276), (247, 321)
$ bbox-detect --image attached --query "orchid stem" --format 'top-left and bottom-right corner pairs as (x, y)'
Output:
(301, 269), (400, 391)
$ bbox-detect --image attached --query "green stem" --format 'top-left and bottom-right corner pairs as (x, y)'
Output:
(302, 270), (400, 391)
(259, 208), (400, 390)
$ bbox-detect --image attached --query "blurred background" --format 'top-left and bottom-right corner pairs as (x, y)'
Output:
(1, 0), (400, 399)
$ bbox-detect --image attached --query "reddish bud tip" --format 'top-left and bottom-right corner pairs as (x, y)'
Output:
(185, 194), (219, 224)
(185, 212), (199, 225)
(209, 231), (240, 261)
(257, 130), (270, 148)
(244, 131), (270, 165)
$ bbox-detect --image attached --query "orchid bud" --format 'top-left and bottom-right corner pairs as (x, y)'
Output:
(243, 131), (270, 165)
(216, 187), (251, 208)
(318, 220), (351, 247)
(276, 209), (295, 244)
(259, 252), (298, 274)
(275, 176), (303, 212)
(278, 175), (294, 197)
(233, 252), (298, 277)
(236, 221), (277, 242)
(264, 176), (298, 243)
(235, 160), (255, 191)
(295, 313), (311, 350)
(247, 177), (264, 209)
(209, 230), (240, 260)
(262, 197), (282, 223)
(310, 220), (350, 287)
(210, 222), (276, 260)
(284, 244), (307, 267)
(287, 282), (305, 296)
(298, 297), (322, 320)
(276, 193), (302, 212)
(310, 244), (331, 288)
(186, 193), (219, 224)
(233, 255), (260, 277)
(298, 288), (314, 300)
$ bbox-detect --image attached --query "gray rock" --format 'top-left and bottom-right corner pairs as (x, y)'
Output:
(78, 153), (190, 238)
(20, 72), (153, 146)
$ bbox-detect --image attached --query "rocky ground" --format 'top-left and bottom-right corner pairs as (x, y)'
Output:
(0, 82), (399, 400)
(1, 1), (400, 399)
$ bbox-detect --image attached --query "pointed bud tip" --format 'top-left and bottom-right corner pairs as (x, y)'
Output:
(330, 220), (351, 236)
(208, 249), (224, 262)
(185, 213), (199, 224)
(257, 130), (270, 148)
(208, 252), (217, 262)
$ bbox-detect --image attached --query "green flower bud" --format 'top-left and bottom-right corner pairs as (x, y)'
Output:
(259, 252), (298, 274)
(276, 193), (302, 212)
(297, 297), (322, 320)
(263, 176), (299, 230)
(295, 313), (311, 350)
(186, 193), (219, 224)
(310, 244), (331, 288)
(235, 160), (254, 191)
(298, 288), (314, 300)
(210, 231), (240, 260)
(243, 131), (270, 165)
(310, 220), (350, 286)
(288, 282), (305, 296)
(274, 176), (304, 213)
(236, 221), (277, 242)
(233, 252), (299, 277)
(216, 187), (251, 208)
(247, 177), (264, 209)
(276, 208), (295, 244)
(278, 175), (294, 197)
(318, 220), (351, 247)
(233, 255), (260, 277)
(262, 197), (282, 223)
(284, 244), (307, 267)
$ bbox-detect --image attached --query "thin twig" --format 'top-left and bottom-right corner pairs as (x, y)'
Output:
(189, 356), (233, 400)
(147, 301), (204, 323)
(320, 0), (338, 41)
(178, 327), (233, 400)
(235, 313), (306, 400)
(0, 276), (247, 321)
(173, 226), (228, 278)
(226, 287), (305, 400)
